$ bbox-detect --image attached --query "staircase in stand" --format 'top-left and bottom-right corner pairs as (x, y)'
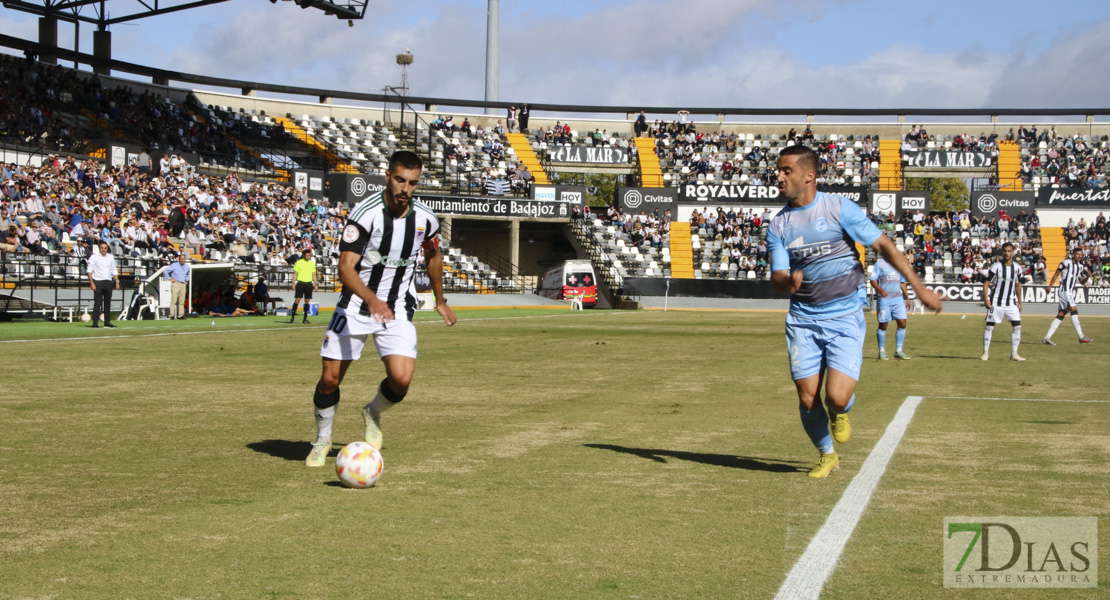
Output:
(668, 222), (695, 278)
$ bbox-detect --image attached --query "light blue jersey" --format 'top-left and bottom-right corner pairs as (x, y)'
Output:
(767, 192), (882, 320)
(870, 259), (906, 305)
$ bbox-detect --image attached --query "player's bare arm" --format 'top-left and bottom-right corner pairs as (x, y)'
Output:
(869, 278), (889, 298)
(423, 242), (456, 327)
(338, 250), (393, 322)
(871, 235), (942, 312)
(901, 282), (911, 309)
(982, 277), (992, 310)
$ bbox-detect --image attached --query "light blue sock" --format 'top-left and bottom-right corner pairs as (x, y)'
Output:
(827, 394), (855, 415)
(800, 404), (834, 454)
(896, 327), (906, 352)
(877, 328), (886, 351)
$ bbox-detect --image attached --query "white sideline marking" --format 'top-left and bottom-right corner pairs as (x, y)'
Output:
(929, 395), (1110, 404)
(774, 396), (923, 600)
(0, 311), (619, 344)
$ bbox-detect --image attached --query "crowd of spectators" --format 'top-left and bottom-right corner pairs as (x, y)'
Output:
(0, 54), (280, 170)
(689, 206), (773, 276)
(599, 205), (671, 249)
(1009, 125), (1110, 189)
(0, 153), (342, 271)
(642, 121), (879, 187)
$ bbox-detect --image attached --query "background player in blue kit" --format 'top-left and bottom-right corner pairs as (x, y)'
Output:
(869, 257), (912, 360)
(767, 145), (942, 478)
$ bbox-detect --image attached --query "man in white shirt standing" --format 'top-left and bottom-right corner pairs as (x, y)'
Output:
(87, 242), (120, 328)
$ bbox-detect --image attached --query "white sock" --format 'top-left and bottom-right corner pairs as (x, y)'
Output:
(1011, 325), (1021, 355)
(1071, 314), (1085, 338)
(1046, 317), (1063, 340)
(983, 325), (994, 352)
(367, 384), (401, 417)
(315, 405), (336, 440)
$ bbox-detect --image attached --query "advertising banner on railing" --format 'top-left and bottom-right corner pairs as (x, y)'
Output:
(903, 150), (993, 169)
(1035, 187), (1110, 207)
(293, 170), (326, 200)
(678, 183), (867, 206)
(871, 190), (930, 218)
(679, 183), (780, 203)
(328, 173), (387, 205)
(547, 144), (630, 164)
(616, 186), (678, 213)
(970, 191), (1035, 219)
(418, 195), (574, 219)
(909, 283), (1110, 305)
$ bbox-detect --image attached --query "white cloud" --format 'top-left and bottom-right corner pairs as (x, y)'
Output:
(90, 1), (1110, 113)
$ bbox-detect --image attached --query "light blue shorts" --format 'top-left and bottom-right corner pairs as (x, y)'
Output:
(876, 300), (907, 324)
(785, 310), (866, 381)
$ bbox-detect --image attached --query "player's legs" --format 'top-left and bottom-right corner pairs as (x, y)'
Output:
(1009, 313), (1025, 361)
(307, 312), (367, 466)
(876, 308), (889, 359)
(363, 321), (420, 449)
(1069, 307), (1091, 342)
(982, 307), (999, 360)
(290, 285), (304, 322)
(889, 299), (909, 359)
(1044, 309), (1066, 344)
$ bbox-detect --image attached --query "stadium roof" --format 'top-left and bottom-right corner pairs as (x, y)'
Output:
(1, 0), (367, 26)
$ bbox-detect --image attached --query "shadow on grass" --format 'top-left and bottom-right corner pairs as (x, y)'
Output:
(583, 443), (807, 473)
(247, 439), (338, 461)
(916, 355), (982, 360)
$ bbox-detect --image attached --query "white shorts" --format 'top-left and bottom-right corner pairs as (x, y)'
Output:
(1057, 289), (1077, 312)
(320, 306), (418, 361)
(986, 304), (1021, 324)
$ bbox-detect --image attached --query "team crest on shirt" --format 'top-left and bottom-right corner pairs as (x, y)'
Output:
(815, 217), (828, 233)
(342, 224), (360, 243)
(367, 250), (382, 265)
(416, 226), (426, 242)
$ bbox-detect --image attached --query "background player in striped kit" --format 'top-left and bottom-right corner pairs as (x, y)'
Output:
(305, 151), (457, 467)
(1043, 247), (1094, 345)
(981, 242), (1025, 361)
(767, 145), (942, 478)
(869, 257), (911, 360)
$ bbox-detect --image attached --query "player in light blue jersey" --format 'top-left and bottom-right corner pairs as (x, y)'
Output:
(869, 258), (912, 360)
(767, 145), (942, 478)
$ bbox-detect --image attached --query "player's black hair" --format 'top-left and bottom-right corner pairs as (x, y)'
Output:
(779, 144), (819, 173)
(389, 150), (423, 172)
(1002, 241), (1015, 250)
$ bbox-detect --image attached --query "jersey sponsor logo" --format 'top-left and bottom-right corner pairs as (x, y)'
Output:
(366, 250), (415, 268)
(816, 217), (828, 233)
(342, 224), (360, 243)
(787, 236), (834, 259)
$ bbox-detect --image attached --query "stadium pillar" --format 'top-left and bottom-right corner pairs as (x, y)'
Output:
(93, 29), (112, 75)
(509, 219), (519, 276)
(484, 0), (499, 115)
(38, 16), (58, 64)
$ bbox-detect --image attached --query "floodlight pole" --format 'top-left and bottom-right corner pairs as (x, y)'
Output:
(484, 0), (499, 115)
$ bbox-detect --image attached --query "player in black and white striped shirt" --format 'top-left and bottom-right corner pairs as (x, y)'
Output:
(305, 150), (457, 467)
(1043, 247), (1094, 345)
(981, 242), (1026, 361)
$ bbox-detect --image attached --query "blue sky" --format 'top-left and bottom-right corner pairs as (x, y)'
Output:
(3, 0), (1109, 110)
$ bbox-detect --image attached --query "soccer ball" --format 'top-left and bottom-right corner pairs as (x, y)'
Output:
(335, 442), (383, 488)
(80, 312), (91, 323)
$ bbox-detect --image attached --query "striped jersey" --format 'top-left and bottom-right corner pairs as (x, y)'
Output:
(870, 258), (906, 305)
(1056, 258), (1086, 293)
(767, 192), (883, 319)
(986, 262), (1022, 307)
(336, 191), (440, 321)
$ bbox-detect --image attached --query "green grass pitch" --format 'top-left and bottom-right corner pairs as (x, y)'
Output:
(1, 309), (1107, 599)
